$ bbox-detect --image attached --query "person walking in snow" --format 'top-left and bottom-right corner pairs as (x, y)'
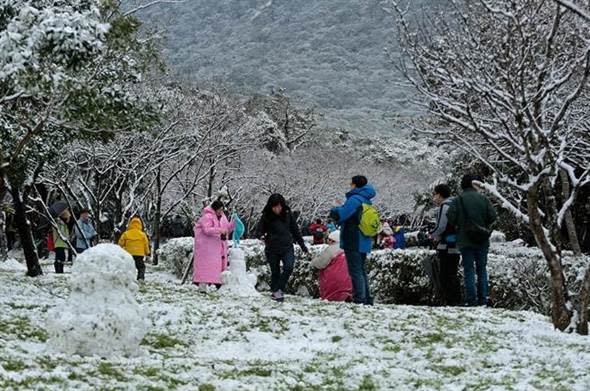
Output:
(311, 230), (353, 302)
(447, 175), (497, 306)
(256, 194), (309, 302)
(330, 175), (376, 305)
(53, 208), (73, 274)
(74, 208), (97, 254)
(193, 200), (235, 290)
(430, 184), (461, 306)
(118, 216), (151, 281)
(0, 179), (11, 261)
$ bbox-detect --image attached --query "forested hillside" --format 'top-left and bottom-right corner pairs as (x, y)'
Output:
(135, 0), (433, 133)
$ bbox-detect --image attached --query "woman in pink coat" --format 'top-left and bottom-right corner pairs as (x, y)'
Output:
(193, 200), (235, 288)
(311, 230), (353, 302)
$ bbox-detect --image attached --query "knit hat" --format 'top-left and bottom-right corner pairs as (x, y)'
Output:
(328, 230), (340, 243)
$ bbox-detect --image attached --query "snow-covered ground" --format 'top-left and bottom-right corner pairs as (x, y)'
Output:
(1, 257), (590, 390)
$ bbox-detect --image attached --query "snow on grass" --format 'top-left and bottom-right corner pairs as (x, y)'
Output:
(0, 260), (589, 390)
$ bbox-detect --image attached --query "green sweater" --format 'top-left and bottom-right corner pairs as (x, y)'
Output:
(447, 188), (497, 250)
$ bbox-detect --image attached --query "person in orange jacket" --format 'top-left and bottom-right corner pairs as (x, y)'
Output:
(118, 216), (150, 280)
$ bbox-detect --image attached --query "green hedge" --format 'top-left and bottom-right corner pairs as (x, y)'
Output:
(158, 237), (588, 314)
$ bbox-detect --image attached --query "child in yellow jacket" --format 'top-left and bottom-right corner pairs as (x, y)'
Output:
(118, 216), (150, 280)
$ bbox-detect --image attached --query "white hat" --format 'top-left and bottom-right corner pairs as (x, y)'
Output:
(328, 230), (340, 243)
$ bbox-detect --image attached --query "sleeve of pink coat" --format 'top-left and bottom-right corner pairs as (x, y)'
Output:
(200, 215), (222, 237)
(222, 214), (236, 232)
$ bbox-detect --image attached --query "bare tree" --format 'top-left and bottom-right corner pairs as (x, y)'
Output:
(392, 0), (590, 333)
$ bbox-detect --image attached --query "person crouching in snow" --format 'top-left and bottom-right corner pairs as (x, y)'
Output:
(311, 230), (353, 302)
(378, 224), (395, 250)
(193, 200), (235, 291)
(118, 216), (150, 281)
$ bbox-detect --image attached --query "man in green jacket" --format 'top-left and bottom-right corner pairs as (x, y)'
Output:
(447, 175), (497, 306)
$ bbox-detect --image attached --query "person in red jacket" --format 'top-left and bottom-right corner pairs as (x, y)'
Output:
(309, 218), (328, 245)
(311, 230), (353, 302)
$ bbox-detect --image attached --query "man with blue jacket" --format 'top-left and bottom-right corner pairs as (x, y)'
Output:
(330, 175), (376, 305)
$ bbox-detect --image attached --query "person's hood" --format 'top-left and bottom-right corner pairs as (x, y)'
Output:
(328, 230), (340, 243)
(202, 206), (217, 217)
(346, 184), (376, 201)
(128, 217), (143, 231)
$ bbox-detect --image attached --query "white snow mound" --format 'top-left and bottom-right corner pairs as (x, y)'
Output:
(47, 244), (148, 357)
(0, 258), (27, 272)
(219, 248), (258, 297)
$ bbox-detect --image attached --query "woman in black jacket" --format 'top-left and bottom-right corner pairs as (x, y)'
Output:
(256, 194), (308, 302)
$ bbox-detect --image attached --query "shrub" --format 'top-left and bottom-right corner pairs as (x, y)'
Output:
(157, 235), (588, 315)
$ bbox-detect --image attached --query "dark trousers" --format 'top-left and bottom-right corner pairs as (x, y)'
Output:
(6, 231), (16, 250)
(54, 248), (66, 273)
(461, 247), (489, 306)
(133, 256), (146, 281)
(437, 250), (461, 306)
(344, 250), (372, 305)
(265, 247), (295, 293)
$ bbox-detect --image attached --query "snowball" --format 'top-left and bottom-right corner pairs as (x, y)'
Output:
(219, 248), (258, 297)
(47, 244), (147, 357)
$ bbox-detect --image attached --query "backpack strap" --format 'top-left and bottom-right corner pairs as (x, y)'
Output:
(458, 195), (470, 222)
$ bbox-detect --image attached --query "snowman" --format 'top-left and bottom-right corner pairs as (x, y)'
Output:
(47, 244), (148, 357)
(219, 213), (258, 296)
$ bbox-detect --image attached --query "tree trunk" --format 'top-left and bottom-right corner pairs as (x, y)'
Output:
(527, 186), (571, 331)
(207, 162), (215, 200)
(560, 170), (582, 255)
(577, 266), (590, 335)
(9, 182), (43, 277)
(152, 168), (162, 266)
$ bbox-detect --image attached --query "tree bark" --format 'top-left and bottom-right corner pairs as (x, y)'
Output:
(152, 167), (162, 266)
(9, 182), (43, 277)
(560, 169), (582, 255)
(528, 186), (571, 331)
(577, 266), (590, 335)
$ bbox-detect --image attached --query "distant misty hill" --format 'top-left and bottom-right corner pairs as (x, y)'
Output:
(135, 0), (433, 134)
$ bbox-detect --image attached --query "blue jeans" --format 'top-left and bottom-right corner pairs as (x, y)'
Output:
(461, 247), (489, 306)
(344, 250), (372, 305)
(265, 247), (295, 292)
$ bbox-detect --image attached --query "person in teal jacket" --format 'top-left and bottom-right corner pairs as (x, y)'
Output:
(330, 175), (376, 305)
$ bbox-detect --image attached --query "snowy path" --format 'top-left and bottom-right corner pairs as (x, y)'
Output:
(0, 263), (589, 390)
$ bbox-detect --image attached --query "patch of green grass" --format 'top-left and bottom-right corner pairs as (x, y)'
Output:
(198, 384), (216, 391)
(68, 371), (84, 381)
(382, 343), (401, 353)
(133, 366), (160, 378)
(0, 377), (37, 388)
(0, 316), (48, 342)
(358, 375), (377, 391)
(240, 367), (272, 377)
(410, 377), (444, 389)
(331, 335), (343, 343)
(418, 332), (445, 345)
(36, 355), (58, 370)
(2, 359), (27, 371)
(46, 376), (66, 385)
(141, 333), (186, 349)
(96, 362), (126, 381)
(219, 365), (272, 380)
(433, 365), (466, 376)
